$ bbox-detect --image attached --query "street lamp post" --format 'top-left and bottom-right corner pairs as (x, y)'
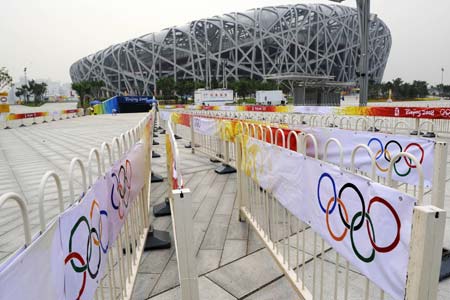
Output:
(330, 0), (370, 107)
(441, 68), (445, 97)
(23, 67), (29, 103)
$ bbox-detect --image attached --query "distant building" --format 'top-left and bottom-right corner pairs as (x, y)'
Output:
(70, 3), (392, 97)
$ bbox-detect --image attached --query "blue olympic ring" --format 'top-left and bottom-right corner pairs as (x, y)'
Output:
(367, 138), (383, 160)
(317, 172), (337, 214)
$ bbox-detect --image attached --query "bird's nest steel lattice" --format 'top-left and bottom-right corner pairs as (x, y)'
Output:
(70, 3), (391, 95)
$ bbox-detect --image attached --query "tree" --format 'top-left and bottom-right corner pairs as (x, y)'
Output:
(72, 81), (92, 108)
(156, 77), (176, 99)
(15, 84), (32, 103)
(0, 67), (13, 91)
(28, 80), (47, 102)
(89, 80), (105, 99)
(71, 80), (105, 108)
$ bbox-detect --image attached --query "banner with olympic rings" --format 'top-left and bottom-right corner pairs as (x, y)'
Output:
(0, 141), (147, 300)
(0, 221), (64, 300)
(241, 136), (416, 299)
(106, 142), (146, 242)
(193, 117), (218, 137)
(60, 179), (111, 300)
(294, 125), (435, 187)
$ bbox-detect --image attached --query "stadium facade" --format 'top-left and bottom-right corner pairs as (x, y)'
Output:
(70, 4), (392, 96)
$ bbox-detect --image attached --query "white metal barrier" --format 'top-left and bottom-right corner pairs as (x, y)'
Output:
(160, 110), (448, 209)
(0, 111), (155, 300)
(235, 131), (446, 300)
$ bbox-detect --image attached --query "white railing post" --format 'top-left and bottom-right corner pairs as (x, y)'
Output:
(170, 189), (200, 300)
(405, 205), (446, 300)
(190, 115), (195, 154)
(431, 141), (448, 208)
(235, 135), (246, 222)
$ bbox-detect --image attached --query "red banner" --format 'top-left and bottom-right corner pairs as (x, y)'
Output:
(368, 107), (450, 119)
(7, 112), (49, 120)
(62, 109), (79, 114)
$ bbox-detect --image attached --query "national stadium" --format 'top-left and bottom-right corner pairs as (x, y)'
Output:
(69, 3), (391, 96)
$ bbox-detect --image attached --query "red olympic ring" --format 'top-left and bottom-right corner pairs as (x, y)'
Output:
(326, 197), (348, 241)
(403, 143), (424, 169)
(367, 197), (401, 253)
(64, 252), (87, 300)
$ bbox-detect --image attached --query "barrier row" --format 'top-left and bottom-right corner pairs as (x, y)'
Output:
(1, 108), (83, 129)
(0, 111), (154, 300)
(160, 104), (450, 136)
(160, 111), (448, 208)
(235, 133), (445, 300)
(160, 110), (448, 300)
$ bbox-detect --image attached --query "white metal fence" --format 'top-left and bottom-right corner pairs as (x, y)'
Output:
(0, 111), (154, 300)
(158, 109), (448, 299)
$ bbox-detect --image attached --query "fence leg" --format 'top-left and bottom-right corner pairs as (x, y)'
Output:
(235, 137), (247, 222)
(190, 115), (195, 154)
(410, 119), (422, 135)
(432, 141), (448, 209)
(170, 189), (200, 300)
(405, 205), (446, 300)
(215, 141), (236, 174)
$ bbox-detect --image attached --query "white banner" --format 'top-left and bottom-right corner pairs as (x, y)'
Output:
(292, 106), (334, 115)
(107, 142), (146, 242)
(60, 179), (110, 300)
(242, 136), (416, 300)
(293, 126), (435, 187)
(0, 221), (64, 300)
(193, 117), (218, 136)
(160, 110), (171, 121)
(0, 142), (147, 300)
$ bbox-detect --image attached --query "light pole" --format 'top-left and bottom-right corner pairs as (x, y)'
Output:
(441, 68), (445, 97)
(330, 0), (370, 106)
(23, 67), (29, 103)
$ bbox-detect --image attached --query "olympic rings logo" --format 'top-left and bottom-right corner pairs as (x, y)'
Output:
(111, 159), (132, 219)
(367, 138), (424, 177)
(64, 200), (109, 300)
(317, 173), (401, 263)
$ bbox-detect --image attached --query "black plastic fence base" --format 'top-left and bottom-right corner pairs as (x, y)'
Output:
(4, 126), (11, 130)
(184, 142), (192, 149)
(153, 140), (160, 146)
(42, 120), (48, 123)
(368, 127), (380, 132)
(151, 172), (164, 183)
(440, 248), (450, 281)
(174, 134), (182, 140)
(159, 129), (166, 134)
(215, 164), (236, 174)
(410, 130), (424, 136)
(152, 151), (161, 158)
(32, 122), (37, 125)
(153, 198), (171, 217)
(144, 228), (171, 250)
(19, 124), (26, 127)
(423, 132), (436, 138)
(153, 133), (159, 138)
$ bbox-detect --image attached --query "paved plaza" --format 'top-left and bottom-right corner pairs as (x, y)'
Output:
(0, 106), (449, 299)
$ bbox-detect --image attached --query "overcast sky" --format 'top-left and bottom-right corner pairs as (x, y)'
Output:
(1, 0), (449, 85)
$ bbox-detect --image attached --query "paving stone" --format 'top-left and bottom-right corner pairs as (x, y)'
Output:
(206, 249), (282, 298)
(220, 239), (247, 266)
(244, 276), (298, 300)
(196, 249), (222, 275)
(150, 276), (236, 300)
(131, 273), (160, 300)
